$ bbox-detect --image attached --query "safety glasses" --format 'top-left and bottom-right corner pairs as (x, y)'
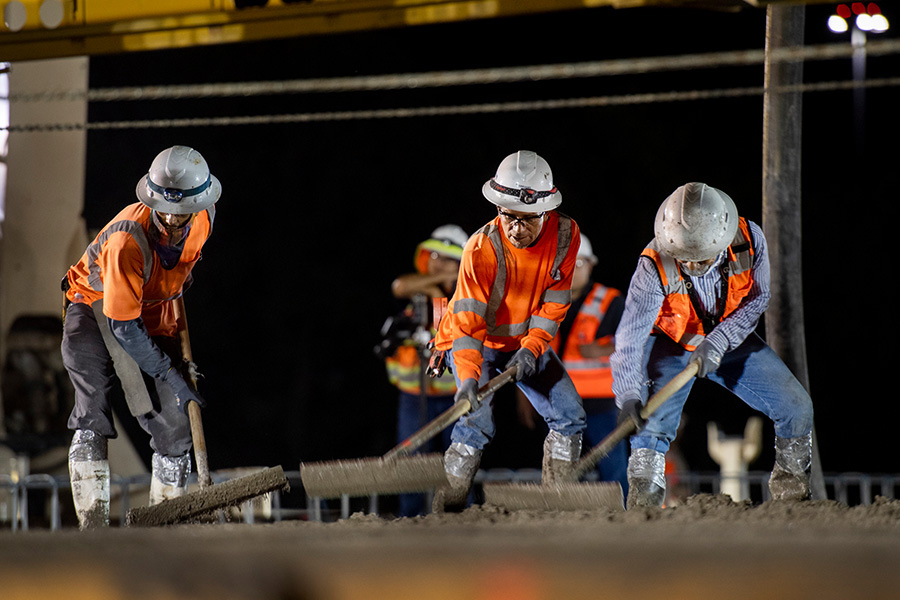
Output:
(497, 208), (546, 225)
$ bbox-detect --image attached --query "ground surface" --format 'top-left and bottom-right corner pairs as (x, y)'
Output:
(4, 494), (900, 600)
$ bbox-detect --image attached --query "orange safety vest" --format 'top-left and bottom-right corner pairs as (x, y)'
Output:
(641, 217), (754, 351)
(435, 211), (579, 384)
(550, 283), (621, 399)
(385, 341), (458, 396)
(64, 202), (214, 338)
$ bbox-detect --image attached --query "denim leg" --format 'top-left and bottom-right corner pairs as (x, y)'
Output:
(517, 347), (586, 437)
(397, 391), (455, 517)
(630, 335), (696, 455)
(448, 347), (585, 449)
(585, 407), (629, 493)
(707, 333), (813, 439)
(446, 351), (501, 449)
(632, 332), (814, 454)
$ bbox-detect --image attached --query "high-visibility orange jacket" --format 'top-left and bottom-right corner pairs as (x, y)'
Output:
(550, 282), (621, 399)
(435, 211), (580, 384)
(64, 202), (214, 338)
(641, 217), (754, 350)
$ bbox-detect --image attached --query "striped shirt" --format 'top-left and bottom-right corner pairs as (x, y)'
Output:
(610, 220), (770, 403)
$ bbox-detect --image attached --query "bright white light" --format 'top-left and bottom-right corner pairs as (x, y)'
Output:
(856, 13), (874, 31)
(870, 14), (889, 32)
(828, 15), (849, 33)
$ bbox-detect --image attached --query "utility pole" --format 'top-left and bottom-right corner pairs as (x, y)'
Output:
(762, 4), (827, 500)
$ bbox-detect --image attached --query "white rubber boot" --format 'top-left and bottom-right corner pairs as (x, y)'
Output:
(541, 430), (582, 484)
(149, 452), (191, 506)
(769, 433), (812, 501)
(626, 447), (667, 509)
(68, 430), (110, 530)
(432, 443), (482, 514)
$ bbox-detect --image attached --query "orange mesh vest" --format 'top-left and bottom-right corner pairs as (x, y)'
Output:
(550, 282), (620, 398)
(641, 217), (754, 351)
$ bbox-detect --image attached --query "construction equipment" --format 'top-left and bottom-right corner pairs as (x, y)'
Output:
(483, 362), (699, 512)
(300, 366), (518, 499)
(126, 297), (289, 526)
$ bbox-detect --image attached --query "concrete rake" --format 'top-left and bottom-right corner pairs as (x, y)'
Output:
(300, 366), (518, 499)
(126, 298), (290, 526)
(483, 362), (699, 512)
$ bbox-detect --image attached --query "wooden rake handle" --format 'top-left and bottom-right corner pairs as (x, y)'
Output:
(173, 296), (214, 491)
(383, 365), (519, 461)
(572, 362), (699, 480)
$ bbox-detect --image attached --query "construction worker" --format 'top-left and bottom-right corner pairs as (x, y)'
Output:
(611, 182), (814, 509)
(381, 224), (468, 516)
(547, 232), (627, 493)
(431, 150), (585, 513)
(60, 145), (221, 528)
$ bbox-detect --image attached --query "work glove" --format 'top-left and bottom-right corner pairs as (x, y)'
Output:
(160, 366), (206, 415)
(505, 348), (537, 382)
(690, 339), (724, 379)
(616, 392), (646, 432)
(455, 378), (481, 413)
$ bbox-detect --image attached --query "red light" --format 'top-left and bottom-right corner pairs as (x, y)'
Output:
(837, 4), (852, 18)
(867, 2), (881, 15)
(851, 2), (865, 15)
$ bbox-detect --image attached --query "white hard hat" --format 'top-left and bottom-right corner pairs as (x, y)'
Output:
(429, 224), (469, 253)
(577, 232), (597, 264)
(482, 150), (561, 214)
(654, 182), (738, 262)
(136, 146), (221, 214)
(414, 224), (469, 273)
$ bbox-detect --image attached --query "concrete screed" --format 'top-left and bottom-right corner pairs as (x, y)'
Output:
(3, 493), (900, 599)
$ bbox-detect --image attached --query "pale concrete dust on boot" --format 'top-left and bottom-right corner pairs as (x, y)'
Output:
(70, 460), (110, 529)
(432, 473), (471, 514)
(626, 478), (666, 510)
(541, 431), (580, 484)
(768, 461), (811, 501)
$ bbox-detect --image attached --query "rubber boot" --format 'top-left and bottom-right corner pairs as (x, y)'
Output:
(432, 442), (482, 514)
(541, 430), (582, 484)
(768, 433), (812, 501)
(149, 452), (192, 506)
(625, 447), (667, 509)
(68, 430), (110, 530)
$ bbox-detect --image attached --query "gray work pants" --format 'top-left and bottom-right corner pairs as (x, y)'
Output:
(61, 302), (192, 457)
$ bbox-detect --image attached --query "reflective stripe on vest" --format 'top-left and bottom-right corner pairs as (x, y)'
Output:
(642, 217), (754, 350)
(478, 214), (573, 340)
(385, 345), (457, 395)
(82, 207), (215, 301)
(558, 283), (619, 397)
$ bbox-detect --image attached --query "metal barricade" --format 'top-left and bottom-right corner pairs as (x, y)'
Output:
(5, 469), (899, 528)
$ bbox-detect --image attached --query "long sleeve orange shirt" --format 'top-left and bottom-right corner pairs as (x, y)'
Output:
(435, 211), (580, 383)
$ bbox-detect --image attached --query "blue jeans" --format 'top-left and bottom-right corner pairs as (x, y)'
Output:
(396, 391), (455, 517)
(584, 405), (629, 494)
(448, 347), (586, 450)
(632, 332), (813, 454)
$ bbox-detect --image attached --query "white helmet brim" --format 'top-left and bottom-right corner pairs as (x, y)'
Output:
(136, 174), (221, 214)
(482, 179), (562, 213)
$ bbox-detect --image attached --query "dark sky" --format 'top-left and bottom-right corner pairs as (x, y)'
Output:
(84, 3), (898, 482)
